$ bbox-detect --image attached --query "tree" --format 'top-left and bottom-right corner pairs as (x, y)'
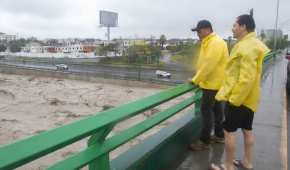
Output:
(9, 41), (22, 52)
(95, 43), (119, 56)
(148, 46), (161, 64)
(0, 44), (7, 52)
(7, 39), (29, 53)
(159, 35), (167, 49)
(127, 44), (149, 64)
(266, 36), (289, 50)
(126, 43), (161, 65)
(260, 29), (266, 41)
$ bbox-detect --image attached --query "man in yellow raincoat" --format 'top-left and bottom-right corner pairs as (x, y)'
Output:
(190, 20), (229, 150)
(210, 15), (269, 170)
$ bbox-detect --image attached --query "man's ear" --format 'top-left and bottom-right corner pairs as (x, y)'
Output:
(240, 24), (247, 32)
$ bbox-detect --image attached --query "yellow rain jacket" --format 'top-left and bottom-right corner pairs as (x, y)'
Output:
(192, 33), (229, 90)
(215, 32), (270, 112)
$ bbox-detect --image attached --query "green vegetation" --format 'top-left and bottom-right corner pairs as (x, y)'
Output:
(0, 44), (7, 52)
(96, 43), (119, 56)
(265, 36), (289, 50)
(259, 30), (289, 50)
(159, 35), (167, 49)
(15, 56), (36, 62)
(98, 43), (162, 66)
(0, 38), (43, 53)
(170, 42), (199, 69)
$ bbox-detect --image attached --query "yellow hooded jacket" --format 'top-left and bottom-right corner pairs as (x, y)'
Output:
(215, 32), (270, 112)
(192, 33), (229, 90)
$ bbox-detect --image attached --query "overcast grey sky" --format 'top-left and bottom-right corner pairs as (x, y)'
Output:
(0, 0), (289, 39)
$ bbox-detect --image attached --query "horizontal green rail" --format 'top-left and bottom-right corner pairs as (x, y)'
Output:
(48, 93), (200, 170)
(0, 83), (196, 170)
(264, 51), (280, 62)
(0, 51), (279, 170)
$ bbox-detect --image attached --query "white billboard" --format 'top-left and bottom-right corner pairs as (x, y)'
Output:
(99, 10), (118, 27)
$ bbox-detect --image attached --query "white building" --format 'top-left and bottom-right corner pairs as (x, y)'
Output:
(22, 42), (43, 53)
(58, 44), (84, 53)
(21, 42), (43, 53)
(0, 32), (17, 41)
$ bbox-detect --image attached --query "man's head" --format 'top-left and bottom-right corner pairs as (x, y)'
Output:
(191, 20), (213, 40)
(232, 14), (255, 39)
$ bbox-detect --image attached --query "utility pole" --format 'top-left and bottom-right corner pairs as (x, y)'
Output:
(273, 0), (280, 51)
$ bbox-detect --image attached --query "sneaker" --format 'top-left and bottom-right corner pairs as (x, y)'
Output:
(189, 140), (210, 151)
(210, 136), (224, 144)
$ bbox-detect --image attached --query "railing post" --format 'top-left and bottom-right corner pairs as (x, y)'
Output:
(87, 125), (114, 170)
(194, 89), (202, 117)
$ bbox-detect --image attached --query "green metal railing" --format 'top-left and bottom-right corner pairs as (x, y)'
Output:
(0, 51), (279, 170)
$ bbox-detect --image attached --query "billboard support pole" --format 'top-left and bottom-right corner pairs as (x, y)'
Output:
(107, 26), (110, 42)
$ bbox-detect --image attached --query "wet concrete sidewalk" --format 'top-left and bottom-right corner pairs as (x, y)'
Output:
(177, 55), (287, 170)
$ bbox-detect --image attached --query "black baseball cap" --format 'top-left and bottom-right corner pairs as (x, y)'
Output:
(191, 20), (212, 32)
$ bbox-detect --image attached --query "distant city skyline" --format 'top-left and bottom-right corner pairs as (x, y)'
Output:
(0, 0), (289, 40)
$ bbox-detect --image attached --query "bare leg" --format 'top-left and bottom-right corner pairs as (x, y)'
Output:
(224, 130), (236, 170)
(242, 129), (254, 168)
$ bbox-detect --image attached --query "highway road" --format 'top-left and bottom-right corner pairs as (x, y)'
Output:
(0, 60), (193, 84)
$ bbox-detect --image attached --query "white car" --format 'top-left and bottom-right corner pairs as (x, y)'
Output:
(56, 64), (69, 70)
(155, 70), (171, 78)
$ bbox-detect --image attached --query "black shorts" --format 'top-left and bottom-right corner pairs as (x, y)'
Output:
(223, 103), (254, 132)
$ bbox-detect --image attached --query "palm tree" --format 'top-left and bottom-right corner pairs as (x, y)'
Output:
(159, 35), (167, 49)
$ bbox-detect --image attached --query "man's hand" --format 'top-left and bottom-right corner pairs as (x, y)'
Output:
(188, 78), (194, 84)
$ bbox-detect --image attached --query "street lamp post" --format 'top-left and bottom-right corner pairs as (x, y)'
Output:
(273, 0), (280, 51)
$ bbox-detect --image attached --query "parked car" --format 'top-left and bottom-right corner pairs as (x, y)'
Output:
(56, 64), (69, 70)
(286, 49), (290, 59)
(155, 70), (171, 78)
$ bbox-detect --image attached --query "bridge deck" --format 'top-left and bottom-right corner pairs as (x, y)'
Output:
(177, 55), (287, 170)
